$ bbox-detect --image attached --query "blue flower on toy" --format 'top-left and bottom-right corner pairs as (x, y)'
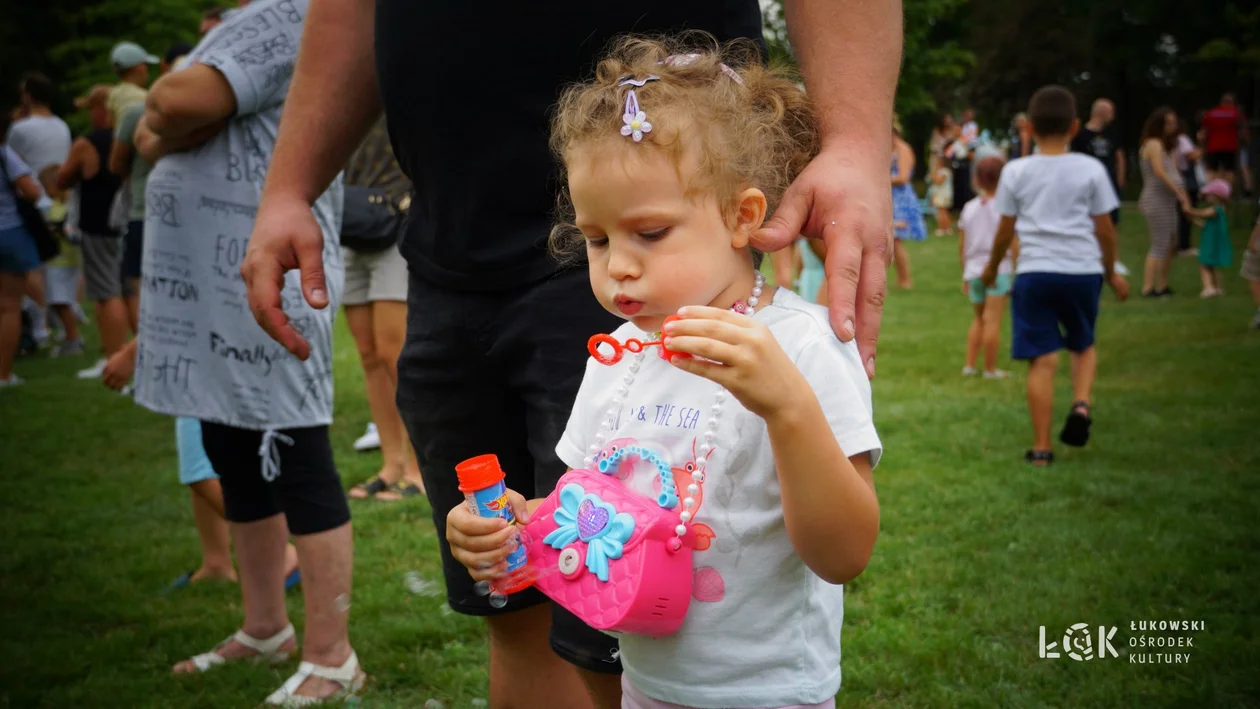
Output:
(544, 484), (635, 582)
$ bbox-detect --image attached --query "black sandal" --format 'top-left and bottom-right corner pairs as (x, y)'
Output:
(348, 474), (390, 499)
(1025, 450), (1055, 466)
(375, 479), (425, 501)
(1060, 401), (1092, 447)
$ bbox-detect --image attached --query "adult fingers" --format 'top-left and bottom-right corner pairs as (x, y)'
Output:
(294, 230), (328, 310)
(750, 179), (811, 253)
(853, 245), (888, 380)
(823, 218), (864, 343)
(246, 258), (311, 361)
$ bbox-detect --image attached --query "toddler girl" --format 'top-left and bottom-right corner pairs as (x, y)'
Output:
(1186, 179), (1233, 297)
(929, 160), (954, 235)
(446, 36), (881, 709)
(959, 155), (1015, 378)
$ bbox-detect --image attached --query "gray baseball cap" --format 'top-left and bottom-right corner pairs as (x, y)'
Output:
(110, 42), (159, 70)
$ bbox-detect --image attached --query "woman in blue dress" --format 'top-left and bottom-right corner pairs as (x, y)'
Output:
(891, 120), (927, 288)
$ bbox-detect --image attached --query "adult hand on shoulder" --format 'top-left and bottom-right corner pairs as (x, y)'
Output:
(751, 146), (892, 379)
(241, 193), (328, 361)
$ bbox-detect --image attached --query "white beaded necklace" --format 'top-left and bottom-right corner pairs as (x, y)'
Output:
(583, 272), (766, 544)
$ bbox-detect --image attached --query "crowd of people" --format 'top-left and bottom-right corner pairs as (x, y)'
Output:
(1, 1), (1258, 707)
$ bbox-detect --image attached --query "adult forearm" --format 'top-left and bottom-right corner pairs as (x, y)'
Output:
(262, 0), (381, 206)
(767, 393), (879, 585)
(785, 0), (902, 157)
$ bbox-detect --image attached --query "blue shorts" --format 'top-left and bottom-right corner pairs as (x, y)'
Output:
(967, 273), (1013, 304)
(1011, 272), (1103, 360)
(0, 225), (40, 275)
(176, 417), (219, 486)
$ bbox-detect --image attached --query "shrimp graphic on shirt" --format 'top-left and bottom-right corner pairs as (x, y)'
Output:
(591, 436), (726, 603)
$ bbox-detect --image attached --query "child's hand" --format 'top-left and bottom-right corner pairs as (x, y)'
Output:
(663, 306), (806, 420)
(962, 279), (970, 296)
(980, 264), (998, 288)
(445, 490), (531, 582)
(1108, 273), (1130, 302)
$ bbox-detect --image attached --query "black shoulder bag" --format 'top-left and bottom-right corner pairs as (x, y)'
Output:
(340, 186), (410, 253)
(0, 150), (60, 263)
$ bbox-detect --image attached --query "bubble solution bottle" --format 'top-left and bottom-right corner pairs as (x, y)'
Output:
(455, 454), (535, 607)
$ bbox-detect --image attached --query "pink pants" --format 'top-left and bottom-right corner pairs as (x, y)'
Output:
(621, 675), (836, 709)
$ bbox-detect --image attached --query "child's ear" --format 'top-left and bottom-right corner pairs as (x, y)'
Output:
(730, 188), (768, 249)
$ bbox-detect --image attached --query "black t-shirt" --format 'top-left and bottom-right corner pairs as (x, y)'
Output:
(1072, 124), (1121, 188)
(375, 1), (764, 291)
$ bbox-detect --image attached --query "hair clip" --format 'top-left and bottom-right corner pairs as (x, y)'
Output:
(661, 54), (745, 86)
(617, 75), (659, 142)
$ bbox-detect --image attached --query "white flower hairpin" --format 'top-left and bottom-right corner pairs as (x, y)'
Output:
(618, 75), (659, 142)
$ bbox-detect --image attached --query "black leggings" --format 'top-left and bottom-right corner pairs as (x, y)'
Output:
(200, 422), (349, 536)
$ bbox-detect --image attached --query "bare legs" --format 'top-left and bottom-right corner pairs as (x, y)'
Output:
(485, 605), (607, 709)
(0, 272), (29, 379)
(345, 301), (423, 497)
(892, 239), (912, 289)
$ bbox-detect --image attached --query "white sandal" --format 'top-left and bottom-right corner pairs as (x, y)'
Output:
(264, 650), (365, 707)
(184, 624), (296, 672)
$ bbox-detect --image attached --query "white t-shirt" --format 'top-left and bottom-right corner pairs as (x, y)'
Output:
(993, 153), (1119, 275)
(959, 195), (1012, 280)
(556, 288), (882, 708)
(5, 115), (71, 176)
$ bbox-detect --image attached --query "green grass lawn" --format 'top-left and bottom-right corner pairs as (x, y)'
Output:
(2, 205), (1258, 708)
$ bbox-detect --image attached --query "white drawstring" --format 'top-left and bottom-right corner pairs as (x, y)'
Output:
(258, 429), (295, 482)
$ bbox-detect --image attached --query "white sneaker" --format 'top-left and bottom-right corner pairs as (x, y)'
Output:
(51, 339), (85, 358)
(354, 422), (381, 452)
(983, 369), (1013, 379)
(961, 366), (978, 377)
(1250, 311), (1260, 330)
(76, 358), (108, 380)
(0, 374), (25, 388)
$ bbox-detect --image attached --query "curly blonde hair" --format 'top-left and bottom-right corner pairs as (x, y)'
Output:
(548, 33), (819, 262)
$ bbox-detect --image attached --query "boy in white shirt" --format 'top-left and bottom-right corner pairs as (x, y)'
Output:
(982, 86), (1129, 466)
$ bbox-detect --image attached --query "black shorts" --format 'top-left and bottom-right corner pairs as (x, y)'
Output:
(396, 267), (624, 674)
(122, 220), (144, 281)
(200, 422), (350, 536)
(1205, 151), (1237, 172)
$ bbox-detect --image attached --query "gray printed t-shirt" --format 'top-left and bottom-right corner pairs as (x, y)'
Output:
(133, 0), (344, 430)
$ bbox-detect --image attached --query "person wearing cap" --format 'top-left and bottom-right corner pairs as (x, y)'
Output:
(55, 86), (127, 364)
(107, 41), (158, 128)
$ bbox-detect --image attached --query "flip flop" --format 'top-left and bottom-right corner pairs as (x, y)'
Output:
(375, 479), (425, 501)
(348, 474), (389, 499)
(1059, 401), (1092, 447)
(284, 568), (301, 591)
(163, 570), (196, 594)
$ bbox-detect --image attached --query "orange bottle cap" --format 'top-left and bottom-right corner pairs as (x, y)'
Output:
(456, 454), (506, 493)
